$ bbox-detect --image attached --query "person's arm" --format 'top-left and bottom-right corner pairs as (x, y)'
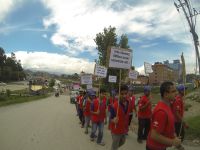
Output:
(151, 129), (181, 147)
(139, 100), (150, 111)
(90, 101), (99, 115)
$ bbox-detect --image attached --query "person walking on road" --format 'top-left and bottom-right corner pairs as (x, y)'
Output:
(172, 84), (188, 150)
(137, 86), (152, 143)
(109, 85), (129, 150)
(146, 81), (181, 150)
(90, 89), (107, 146)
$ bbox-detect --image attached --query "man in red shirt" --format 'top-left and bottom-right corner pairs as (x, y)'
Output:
(83, 90), (93, 134)
(146, 81), (181, 150)
(137, 86), (152, 143)
(108, 89), (118, 129)
(90, 89), (107, 146)
(76, 90), (84, 127)
(110, 85), (129, 150)
(172, 85), (187, 150)
(125, 86), (136, 135)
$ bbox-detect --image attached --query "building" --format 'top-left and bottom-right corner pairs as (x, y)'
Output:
(149, 62), (178, 85)
(132, 75), (149, 85)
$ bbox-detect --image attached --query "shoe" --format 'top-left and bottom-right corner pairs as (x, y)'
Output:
(84, 130), (88, 134)
(97, 142), (105, 146)
(137, 139), (143, 144)
(176, 145), (185, 150)
(90, 138), (94, 142)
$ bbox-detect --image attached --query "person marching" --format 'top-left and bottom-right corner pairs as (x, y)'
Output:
(126, 86), (137, 134)
(108, 89), (118, 129)
(137, 86), (152, 143)
(109, 85), (129, 150)
(90, 88), (107, 146)
(76, 90), (84, 128)
(172, 84), (188, 150)
(146, 81), (181, 150)
(83, 90), (93, 134)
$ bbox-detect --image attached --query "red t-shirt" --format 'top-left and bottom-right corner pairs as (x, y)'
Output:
(138, 95), (152, 118)
(172, 95), (184, 122)
(128, 96), (136, 114)
(147, 101), (175, 150)
(84, 98), (91, 117)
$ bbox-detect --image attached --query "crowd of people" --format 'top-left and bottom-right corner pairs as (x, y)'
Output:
(74, 81), (187, 150)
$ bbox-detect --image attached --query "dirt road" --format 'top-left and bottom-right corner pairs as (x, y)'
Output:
(0, 95), (199, 150)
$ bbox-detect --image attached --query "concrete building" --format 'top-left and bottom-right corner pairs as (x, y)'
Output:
(149, 62), (178, 85)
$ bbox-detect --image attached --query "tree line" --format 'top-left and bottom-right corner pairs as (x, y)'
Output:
(0, 47), (26, 82)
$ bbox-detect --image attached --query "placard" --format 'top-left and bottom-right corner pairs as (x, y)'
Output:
(108, 75), (117, 83)
(129, 70), (139, 79)
(81, 74), (92, 85)
(109, 47), (132, 69)
(86, 84), (93, 90)
(94, 65), (107, 78)
(144, 62), (153, 74)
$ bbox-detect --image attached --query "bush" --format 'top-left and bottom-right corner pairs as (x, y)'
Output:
(6, 89), (11, 97)
(185, 115), (200, 139)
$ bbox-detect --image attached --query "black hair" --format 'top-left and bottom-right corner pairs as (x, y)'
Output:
(160, 81), (174, 98)
(120, 84), (128, 92)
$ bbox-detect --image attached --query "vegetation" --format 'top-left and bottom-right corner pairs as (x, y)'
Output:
(0, 88), (52, 107)
(0, 47), (26, 82)
(185, 115), (200, 140)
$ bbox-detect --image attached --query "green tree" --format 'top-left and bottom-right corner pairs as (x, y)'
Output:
(49, 79), (55, 87)
(94, 27), (132, 91)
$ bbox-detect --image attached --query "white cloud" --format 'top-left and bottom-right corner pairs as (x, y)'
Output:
(12, 51), (95, 74)
(41, 0), (200, 57)
(0, 0), (23, 22)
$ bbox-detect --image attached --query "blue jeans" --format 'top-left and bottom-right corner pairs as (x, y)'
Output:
(90, 121), (104, 143)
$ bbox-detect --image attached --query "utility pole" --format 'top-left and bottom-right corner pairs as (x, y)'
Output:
(174, 0), (200, 74)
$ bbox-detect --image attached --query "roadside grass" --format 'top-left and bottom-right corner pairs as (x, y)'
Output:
(0, 88), (53, 107)
(185, 115), (200, 140)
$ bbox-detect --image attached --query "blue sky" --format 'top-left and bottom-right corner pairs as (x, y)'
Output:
(0, 0), (200, 74)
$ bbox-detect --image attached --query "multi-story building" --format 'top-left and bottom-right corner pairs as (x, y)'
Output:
(149, 62), (178, 85)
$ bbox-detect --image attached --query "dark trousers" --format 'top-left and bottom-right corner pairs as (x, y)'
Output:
(78, 108), (84, 126)
(138, 118), (150, 140)
(175, 122), (185, 141)
(128, 114), (133, 126)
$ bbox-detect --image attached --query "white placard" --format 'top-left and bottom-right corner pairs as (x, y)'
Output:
(109, 47), (132, 69)
(144, 62), (153, 74)
(81, 75), (93, 85)
(129, 70), (139, 79)
(108, 75), (117, 83)
(86, 84), (93, 90)
(94, 65), (107, 78)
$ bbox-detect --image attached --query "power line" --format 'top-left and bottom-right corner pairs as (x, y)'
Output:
(174, 0), (200, 74)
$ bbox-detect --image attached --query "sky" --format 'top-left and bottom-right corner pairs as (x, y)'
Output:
(0, 0), (200, 75)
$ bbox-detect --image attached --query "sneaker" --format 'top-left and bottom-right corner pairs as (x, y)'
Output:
(84, 130), (88, 134)
(176, 145), (185, 150)
(137, 139), (143, 144)
(97, 142), (105, 146)
(90, 138), (94, 142)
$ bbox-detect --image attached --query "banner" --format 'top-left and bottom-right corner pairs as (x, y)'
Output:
(181, 52), (186, 84)
(109, 47), (132, 69)
(144, 62), (153, 74)
(86, 84), (93, 90)
(94, 65), (107, 78)
(129, 70), (139, 79)
(108, 75), (117, 83)
(81, 74), (92, 85)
